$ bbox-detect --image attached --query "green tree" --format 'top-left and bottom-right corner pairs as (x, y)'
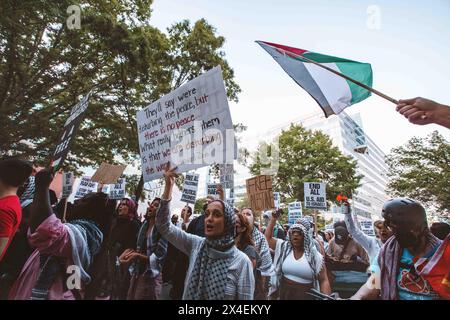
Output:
(235, 193), (250, 209)
(386, 131), (450, 215)
(194, 197), (207, 214)
(0, 1), (241, 199)
(248, 124), (362, 209)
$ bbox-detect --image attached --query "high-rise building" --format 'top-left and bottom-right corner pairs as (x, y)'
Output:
(234, 111), (389, 220)
(299, 111), (389, 220)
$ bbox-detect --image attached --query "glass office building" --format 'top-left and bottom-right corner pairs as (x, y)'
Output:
(234, 111), (389, 220)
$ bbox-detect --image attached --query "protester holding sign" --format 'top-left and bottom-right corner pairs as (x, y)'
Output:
(9, 169), (116, 300)
(342, 201), (393, 272)
(156, 163), (254, 300)
(265, 209), (331, 300)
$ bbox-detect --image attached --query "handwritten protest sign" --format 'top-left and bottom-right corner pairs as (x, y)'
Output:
(51, 91), (93, 171)
(304, 182), (327, 210)
(91, 163), (127, 184)
(109, 178), (126, 200)
(181, 173), (199, 204)
(62, 172), (74, 198)
(288, 201), (303, 225)
(246, 175), (275, 212)
(137, 66), (236, 183)
(74, 176), (98, 199)
(219, 164), (234, 189)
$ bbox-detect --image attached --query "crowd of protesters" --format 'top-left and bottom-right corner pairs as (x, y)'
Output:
(0, 158), (449, 300)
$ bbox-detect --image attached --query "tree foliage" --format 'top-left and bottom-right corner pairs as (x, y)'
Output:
(386, 131), (450, 215)
(0, 1), (241, 178)
(194, 197), (207, 214)
(248, 124), (362, 209)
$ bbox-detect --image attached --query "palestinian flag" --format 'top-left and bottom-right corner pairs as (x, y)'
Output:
(257, 41), (373, 117)
(415, 235), (450, 300)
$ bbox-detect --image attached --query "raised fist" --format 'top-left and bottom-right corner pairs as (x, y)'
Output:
(34, 169), (54, 189)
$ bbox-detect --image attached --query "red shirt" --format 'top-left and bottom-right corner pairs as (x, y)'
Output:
(0, 195), (22, 260)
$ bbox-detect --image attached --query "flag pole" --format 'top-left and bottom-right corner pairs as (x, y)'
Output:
(274, 46), (399, 105)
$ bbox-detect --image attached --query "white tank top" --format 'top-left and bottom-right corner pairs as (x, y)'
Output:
(281, 251), (315, 284)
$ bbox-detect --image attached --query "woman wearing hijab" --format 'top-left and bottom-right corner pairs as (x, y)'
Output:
(265, 210), (331, 300)
(156, 163), (254, 300)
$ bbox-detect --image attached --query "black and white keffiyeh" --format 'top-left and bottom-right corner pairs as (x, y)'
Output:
(184, 200), (235, 300)
(270, 218), (324, 298)
(252, 227), (273, 275)
(20, 176), (35, 206)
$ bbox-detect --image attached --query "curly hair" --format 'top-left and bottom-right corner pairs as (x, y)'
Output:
(235, 212), (255, 250)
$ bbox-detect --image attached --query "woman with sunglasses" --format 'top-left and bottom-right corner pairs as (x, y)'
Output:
(265, 210), (331, 300)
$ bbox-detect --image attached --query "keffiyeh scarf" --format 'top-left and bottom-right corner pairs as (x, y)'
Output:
(252, 227), (273, 275)
(185, 200), (235, 300)
(270, 218), (324, 298)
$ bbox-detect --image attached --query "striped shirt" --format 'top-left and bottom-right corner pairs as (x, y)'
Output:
(156, 199), (254, 300)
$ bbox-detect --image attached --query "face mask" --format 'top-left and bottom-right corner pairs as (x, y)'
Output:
(334, 227), (349, 245)
(395, 230), (421, 248)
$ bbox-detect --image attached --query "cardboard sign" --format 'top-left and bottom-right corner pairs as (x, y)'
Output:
(180, 173), (199, 204)
(74, 176), (98, 199)
(137, 66), (237, 182)
(288, 201), (303, 225)
(219, 164), (234, 189)
(62, 172), (74, 198)
(91, 163), (127, 184)
(109, 178), (126, 200)
(207, 183), (221, 197)
(51, 91), (93, 171)
(304, 182), (327, 210)
(246, 175), (275, 212)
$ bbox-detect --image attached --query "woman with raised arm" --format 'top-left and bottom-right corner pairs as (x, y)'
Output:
(265, 210), (331, 300)
(155, 163), (254, 300)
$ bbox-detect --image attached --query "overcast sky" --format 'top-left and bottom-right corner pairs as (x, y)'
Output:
(149, 0), (450, 154)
